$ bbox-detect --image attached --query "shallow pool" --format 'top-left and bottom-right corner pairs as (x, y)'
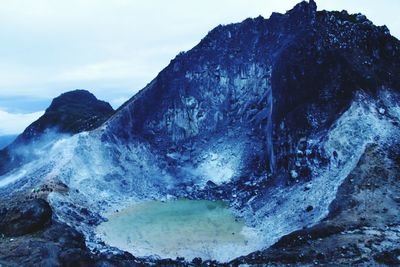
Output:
(96, 199), (259, 261)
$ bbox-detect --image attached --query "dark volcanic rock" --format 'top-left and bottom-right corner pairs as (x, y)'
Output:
(0, 199), (94, 267)
(0, 223), (94, 267)
(0, 90), (114, 176)
(374, 249), (400, 266)
(104, 0), (400, 185)
(0, 199), (52, 236)
(233, 143), (400, 266)
(18, 89), (114, 141)
(1, 1), (400, 266)
(59, 248), (93, 267)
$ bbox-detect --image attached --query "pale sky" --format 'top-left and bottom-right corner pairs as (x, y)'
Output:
(0, 0), (399, 135)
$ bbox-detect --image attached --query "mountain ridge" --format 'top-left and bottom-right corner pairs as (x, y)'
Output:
(0, 1), (400, 265)
(0, 89), (114, 176)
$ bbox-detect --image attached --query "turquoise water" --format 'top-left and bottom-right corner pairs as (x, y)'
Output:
(96, 199), (257, 261)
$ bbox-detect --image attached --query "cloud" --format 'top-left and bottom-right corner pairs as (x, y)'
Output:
(55, 60), (154, 82)
(0, 0), (398, 113)
(0, 109), (44, 135)
(110, 97), (130, 108)
(0, 0), (303, 103)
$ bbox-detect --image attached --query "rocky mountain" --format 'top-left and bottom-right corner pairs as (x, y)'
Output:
(0, 0), (400, 266)
(17, 89), (114, 142)
(0, 90), (114, 176)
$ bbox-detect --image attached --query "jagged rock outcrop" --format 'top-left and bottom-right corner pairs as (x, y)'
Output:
(103, 0), (399, 184)
(0, 199), (94, 267)
(0, 199), (52, 236)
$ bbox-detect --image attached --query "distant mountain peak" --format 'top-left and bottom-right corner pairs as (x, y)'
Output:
(24, 89), (114, 139)
(0, 89), (114, 176)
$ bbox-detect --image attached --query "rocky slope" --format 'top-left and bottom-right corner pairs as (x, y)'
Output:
(18, 89), (114, 141)
(232, 142), (400, 266)
(0, 90), (114, 177)
(0, 0), (399, 266)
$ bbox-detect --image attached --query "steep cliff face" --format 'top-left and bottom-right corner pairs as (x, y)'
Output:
(103, 0), (400, 184)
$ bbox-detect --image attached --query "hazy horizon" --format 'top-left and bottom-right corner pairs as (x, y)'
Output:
(0, 0), (399, 135)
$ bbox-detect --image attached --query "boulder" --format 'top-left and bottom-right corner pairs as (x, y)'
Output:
(0, 199), (52, 236)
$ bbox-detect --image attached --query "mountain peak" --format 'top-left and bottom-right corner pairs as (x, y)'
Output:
(290, 1), (316, 11)
(287, 0), (317, 25)
(0, 89), (115, 176)
(46, 89), (105, 113)
(27, 89), (114, 138)
(309, 0), (317, 10)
